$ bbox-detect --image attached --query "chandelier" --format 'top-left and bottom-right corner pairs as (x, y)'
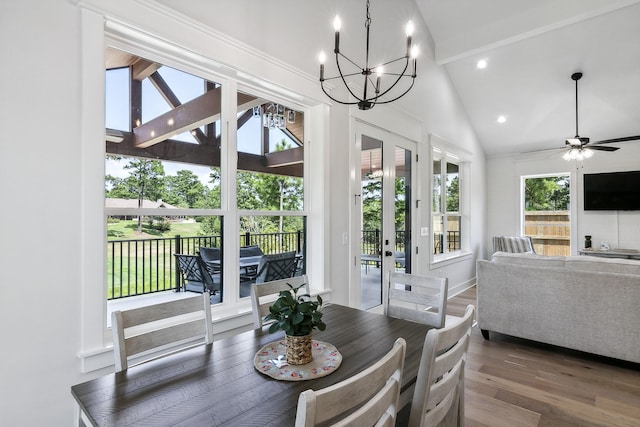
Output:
(253, 103), (295, 129)
(318, 0), (418, 110)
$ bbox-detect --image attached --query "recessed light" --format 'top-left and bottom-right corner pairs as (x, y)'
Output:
(497, 115), (506, 123)
(477, 59), (488, 69)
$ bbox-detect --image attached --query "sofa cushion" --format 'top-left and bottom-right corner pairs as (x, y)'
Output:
(491, 251), (566, 268)
(565, 255), (640, 275)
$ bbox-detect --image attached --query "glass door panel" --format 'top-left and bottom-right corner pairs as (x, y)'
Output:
(360, 137), (383, 310)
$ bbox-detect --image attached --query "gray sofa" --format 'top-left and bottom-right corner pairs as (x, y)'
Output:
(476, 252), (640, 364)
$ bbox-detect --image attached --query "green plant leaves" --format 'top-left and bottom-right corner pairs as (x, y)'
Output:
(263, 282), (324, 336)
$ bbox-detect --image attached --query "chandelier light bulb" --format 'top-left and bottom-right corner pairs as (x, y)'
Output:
(318, 51), (326, 64)
(405, 21), (414, 37)
(375, 66), (384, 76)
(410, 45), (419, 59)
(333, 15), (342, 32)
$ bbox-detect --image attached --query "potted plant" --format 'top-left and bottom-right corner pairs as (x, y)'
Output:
(264, 282), (326, 364)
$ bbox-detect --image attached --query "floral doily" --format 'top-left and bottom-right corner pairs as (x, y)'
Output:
(254, 340), (342, 381)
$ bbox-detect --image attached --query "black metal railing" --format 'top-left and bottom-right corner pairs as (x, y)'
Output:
(108, 229), (460, 300)
(433, 231), (461, 254)
(361, 229), (407, 255)
(107, 231), (303, 300)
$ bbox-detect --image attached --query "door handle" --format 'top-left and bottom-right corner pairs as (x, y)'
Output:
(385, 250), (393, 257)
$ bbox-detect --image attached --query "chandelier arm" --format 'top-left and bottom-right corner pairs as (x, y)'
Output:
(374, 55), (410, 68)
(372, 78), (416, 105)
(368, 58), (411, 101)
(322, 71), (363, 81)
(320, 81), (360, 106)
(335, 52), (368, 103)
(337, 52), (363, 72)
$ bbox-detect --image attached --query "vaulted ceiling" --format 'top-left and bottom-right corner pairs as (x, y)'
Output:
(416, 0), (640, 157)
(156, 0), (640, 160)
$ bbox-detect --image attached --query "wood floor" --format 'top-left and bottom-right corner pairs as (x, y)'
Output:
(448, 286), (640, 427)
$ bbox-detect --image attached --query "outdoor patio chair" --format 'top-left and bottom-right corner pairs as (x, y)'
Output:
(254, 251), (298, 284)
(111, 291), (213, 372)
(295, 338), (406, 427)
(198, 246), (221, 276)
(385, 271), (450, 329)
(174, 254), (220, 295)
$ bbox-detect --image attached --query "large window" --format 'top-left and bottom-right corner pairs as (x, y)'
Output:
(105, 49), (224, 313)
(235, 91), (306, 298)
(522, 174), (571, 255)
(104, 48), (307, 320)
(432, 154), (462, 257)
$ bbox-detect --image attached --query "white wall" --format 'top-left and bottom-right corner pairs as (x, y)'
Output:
(0, 0), (86, 425)
(486, 143), (640, 256)
(0, 0), (486, 424)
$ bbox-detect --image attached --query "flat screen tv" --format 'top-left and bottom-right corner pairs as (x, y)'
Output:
(584, 170), (640, 211)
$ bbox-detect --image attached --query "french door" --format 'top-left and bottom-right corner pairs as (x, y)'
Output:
(353, 122), (416, 310)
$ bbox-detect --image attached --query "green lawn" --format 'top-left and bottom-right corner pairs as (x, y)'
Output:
(107, 219), (202, 240)
(106, 219), (207, 298)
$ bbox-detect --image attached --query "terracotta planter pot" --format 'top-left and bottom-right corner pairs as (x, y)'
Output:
(285, 334), (312, 365)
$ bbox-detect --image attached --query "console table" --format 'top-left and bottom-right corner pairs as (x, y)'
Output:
(578, 249), (640, 260)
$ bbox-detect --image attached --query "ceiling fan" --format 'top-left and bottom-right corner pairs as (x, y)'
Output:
(561, 72), (640, 160)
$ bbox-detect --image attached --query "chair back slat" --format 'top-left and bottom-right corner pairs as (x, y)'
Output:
(112, 291), (213, 372)
(385, 272), (448, 329)
(408, 305), (475, 427)
(295, 338), (406, 427)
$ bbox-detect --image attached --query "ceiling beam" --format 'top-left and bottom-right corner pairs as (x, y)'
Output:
(131, 58), (162, 80)
(133, 90), (259, 148)
(148, 71), (208, 144)
(133, 88), (222, 148)
(107, 129), (301, 176)
(265, 146), (303, 167)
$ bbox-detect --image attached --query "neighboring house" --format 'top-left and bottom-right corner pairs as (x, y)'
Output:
(105, 198), (184, 220)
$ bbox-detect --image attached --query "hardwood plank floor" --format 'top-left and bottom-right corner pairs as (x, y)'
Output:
(449, 286), (640, 427)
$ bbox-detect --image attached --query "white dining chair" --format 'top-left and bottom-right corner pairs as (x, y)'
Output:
(250, 274), (310, 329)
(385, 271), (450, 329)
(408, 304), (475, 427)
(111, 291), (213, 372)
(295, 337), (406, 427)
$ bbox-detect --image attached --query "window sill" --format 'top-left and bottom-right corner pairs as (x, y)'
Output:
(430, 250), (473, 268)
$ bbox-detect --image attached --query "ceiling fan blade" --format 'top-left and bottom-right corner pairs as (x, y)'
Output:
(592, 135), (640, 144)
(590, 145), (620, 152)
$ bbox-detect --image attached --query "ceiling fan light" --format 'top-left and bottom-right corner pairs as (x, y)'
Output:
(583, 147), (594, 158)
(562, 150), (572, 161)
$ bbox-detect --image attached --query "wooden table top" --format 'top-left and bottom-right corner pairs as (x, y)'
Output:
(71, 304), (431, 426)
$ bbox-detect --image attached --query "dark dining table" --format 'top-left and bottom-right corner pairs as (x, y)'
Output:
(71, 304), (432, 426)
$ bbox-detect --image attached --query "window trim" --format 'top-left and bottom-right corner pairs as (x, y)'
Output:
(78, 8), (322, 373)
(429, 135), (471, 266)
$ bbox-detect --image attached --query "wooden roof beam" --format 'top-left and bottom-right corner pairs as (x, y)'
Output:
(131, 58), (162, 80)
(133, 90), (261, 148)
(265, 146), (303, 167)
